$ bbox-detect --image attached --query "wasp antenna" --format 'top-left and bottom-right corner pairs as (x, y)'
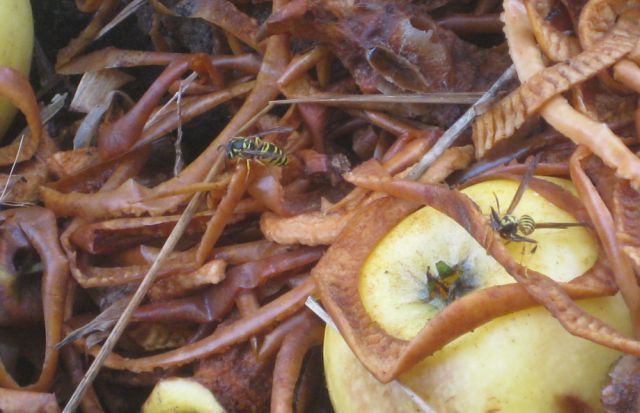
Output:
(492, 192), (501, 215)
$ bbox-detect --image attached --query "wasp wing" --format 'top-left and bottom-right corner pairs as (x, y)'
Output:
(534, 222), (588, 229)
(250, 126), (295, 138)
(505, 153), (540, 216)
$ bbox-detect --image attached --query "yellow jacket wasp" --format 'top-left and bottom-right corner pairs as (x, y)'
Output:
(223, 127), (292, 168)
(490, 155), (586, 249)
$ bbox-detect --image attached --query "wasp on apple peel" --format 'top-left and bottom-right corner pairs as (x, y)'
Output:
(222, 127), (292, 170)
(489, 154), (586, 252)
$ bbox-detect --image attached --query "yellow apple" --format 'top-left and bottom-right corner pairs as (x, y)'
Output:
(0, 0), (34, 138)
(142, 378), (225, 413)
(324, 177), (632, 413)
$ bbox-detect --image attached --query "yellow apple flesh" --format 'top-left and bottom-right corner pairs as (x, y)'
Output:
(0, 0), (34, 139)
(325, 178), (632, 413)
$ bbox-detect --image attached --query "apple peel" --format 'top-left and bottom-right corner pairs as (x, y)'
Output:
(472, 14), (639, 158)
(0, 208), (68, 391)
(47, 29), (288, 220)
(502, 0), (640, 190)
(262, 146), (473, 247)
(68, 276), (316, 372)
(0, 68), (42, 166)
(0, 388), (60, 413)
(570, 146), (640, 332)
(261, 209), (358, 246)
(578, 0), (640, 93)
(613, 180), (640, 275)
(56, 0), (119, 69)
(313, 161), (636, 382)
(525, 0), (580, 62)
(270, 312), (324, 413)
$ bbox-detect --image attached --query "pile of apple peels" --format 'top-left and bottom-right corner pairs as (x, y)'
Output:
(3, 0), (640, 412)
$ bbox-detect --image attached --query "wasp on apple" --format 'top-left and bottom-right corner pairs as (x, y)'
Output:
(489, 154), (586, 251)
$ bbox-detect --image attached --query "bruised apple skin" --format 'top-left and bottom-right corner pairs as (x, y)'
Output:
(0, 0), (34, 138)
(324, 178), (633, 413)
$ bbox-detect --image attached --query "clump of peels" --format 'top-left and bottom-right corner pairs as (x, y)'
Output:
(314, 0), (640, 387)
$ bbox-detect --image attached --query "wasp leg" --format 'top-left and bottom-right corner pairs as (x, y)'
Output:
(507, 234), (538, 245)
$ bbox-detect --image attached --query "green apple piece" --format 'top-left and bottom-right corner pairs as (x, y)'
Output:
(0, 0), (34, 138)
(325, 177), (632, 412)
(142, 378), (224, 413)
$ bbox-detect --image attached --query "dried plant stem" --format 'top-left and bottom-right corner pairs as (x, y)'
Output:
(239, 90), (488, 136)
(97, 0), (147, 40)
(274, 92), (484, 105)
(173, 76), (189, 176)
(0, 135), (25, 203)
(406, 65), (516, 180)
(0, 93), (66, 204)
(62, 155), (225, 413)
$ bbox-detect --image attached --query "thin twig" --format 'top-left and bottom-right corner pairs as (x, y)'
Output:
(243, 84), (508, 144)
(145, 72), (198, 128)
(0, 93), (67, 204)
(304, 296), (336, 329)
(97, 0), (147, 40)
(239, 90), (485, 140)
(0, 135), (25, 204)
(275, 92), (484, 105)
(406, 65), (516, 180)
(62, 154), (226, 413)
(304, 297), (437, 413)
(234, 101), (277, 137)
(173, 77), (188, 176)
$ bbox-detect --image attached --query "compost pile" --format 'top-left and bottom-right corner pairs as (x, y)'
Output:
(2, 0), (640, 411)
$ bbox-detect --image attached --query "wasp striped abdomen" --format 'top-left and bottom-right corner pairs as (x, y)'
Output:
(517, 215), (536, 235)
(257, 141), (288, 166)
